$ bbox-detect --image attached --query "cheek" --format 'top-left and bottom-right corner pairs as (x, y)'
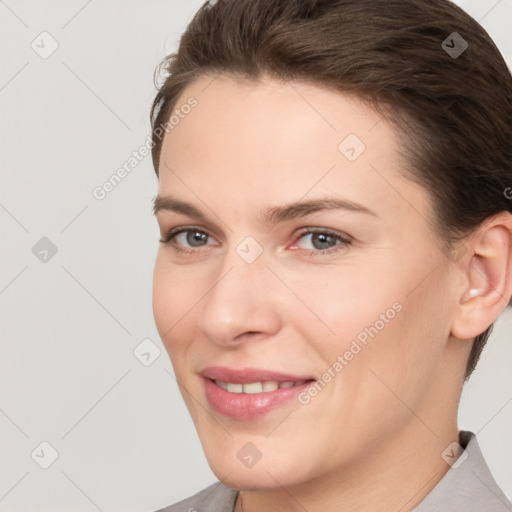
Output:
(287, 263), (403, 348)
(286, 267), (447, 450)
(384, 268), (453, 380)
(292, 255), (447, 388)
(152, 253), (202, 351)
(333, 263), (451, 413)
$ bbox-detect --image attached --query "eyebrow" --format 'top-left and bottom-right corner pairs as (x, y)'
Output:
(152, 194), (378, 224)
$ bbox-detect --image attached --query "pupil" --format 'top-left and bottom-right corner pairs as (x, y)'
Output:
(188, 231), (207, 246)
(313, 233), (334, 250)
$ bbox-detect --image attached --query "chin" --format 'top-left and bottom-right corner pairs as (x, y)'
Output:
(210, 467), (292, 491)
(205, 446), (315, 492)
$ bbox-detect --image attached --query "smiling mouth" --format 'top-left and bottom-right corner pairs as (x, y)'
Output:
(200, 366), (318, 419)
(210, 378), (316, 394)
(203, 376), (317, 419)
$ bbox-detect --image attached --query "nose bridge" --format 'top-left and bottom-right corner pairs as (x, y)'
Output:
(197, 238), (281, 345)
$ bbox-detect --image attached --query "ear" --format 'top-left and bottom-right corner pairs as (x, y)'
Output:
(451, 212), (512, 340)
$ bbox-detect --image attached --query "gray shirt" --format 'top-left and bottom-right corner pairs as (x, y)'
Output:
(155, 431), (511, 511)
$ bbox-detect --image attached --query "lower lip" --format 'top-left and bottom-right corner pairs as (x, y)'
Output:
(203, 378), (314, 420)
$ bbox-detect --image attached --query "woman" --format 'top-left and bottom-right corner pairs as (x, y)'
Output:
(150, 0), (512, 510)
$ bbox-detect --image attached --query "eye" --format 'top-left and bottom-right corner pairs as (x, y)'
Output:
(290, 228), (352, 255)
(159, 227), (216, 252)
(159, 226), (352, 257)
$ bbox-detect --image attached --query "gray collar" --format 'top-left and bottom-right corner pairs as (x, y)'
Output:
(413, 430), (511, 511)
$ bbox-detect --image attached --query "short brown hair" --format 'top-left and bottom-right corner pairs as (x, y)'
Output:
(150, 0), (512, 380)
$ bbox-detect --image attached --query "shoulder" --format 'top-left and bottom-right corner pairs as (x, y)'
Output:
(154, 481), (239, 512)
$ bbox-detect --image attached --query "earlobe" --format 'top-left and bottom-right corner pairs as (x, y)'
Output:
(451, 213), (512, 340)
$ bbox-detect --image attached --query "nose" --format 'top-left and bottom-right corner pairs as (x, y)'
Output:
(196, 248), (282, 348)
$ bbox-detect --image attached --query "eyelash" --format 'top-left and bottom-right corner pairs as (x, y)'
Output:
(158, 226), (352, 257)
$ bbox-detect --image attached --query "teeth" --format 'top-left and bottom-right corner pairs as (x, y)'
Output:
(215, 379), (308, 393)
(262, 381), (279, 392)
(216, 380), (228, 390)
(226, 383), (243, 393)
(243, 382), (263, 394)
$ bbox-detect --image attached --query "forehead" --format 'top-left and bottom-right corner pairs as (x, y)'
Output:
(165, 73), (386, 155)
(157, 73), (432, 229)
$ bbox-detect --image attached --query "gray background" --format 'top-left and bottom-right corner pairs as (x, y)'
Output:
(0, 1), (510, 511)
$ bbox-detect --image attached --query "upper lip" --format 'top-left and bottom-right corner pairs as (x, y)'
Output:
(201, 366), (315, 384)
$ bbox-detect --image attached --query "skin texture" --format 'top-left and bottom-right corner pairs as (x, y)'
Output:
(152, 74), (512, 512)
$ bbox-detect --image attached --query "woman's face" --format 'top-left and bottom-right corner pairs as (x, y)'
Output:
(152, 74), (464, 489)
